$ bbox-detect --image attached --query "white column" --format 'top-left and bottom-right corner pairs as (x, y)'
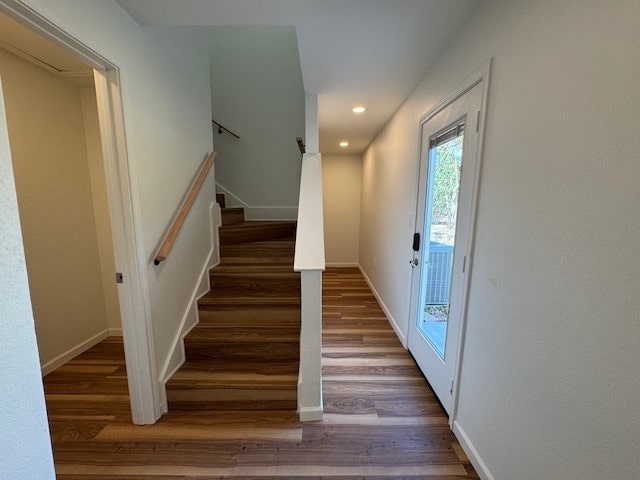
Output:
(297, 270), (323, 421)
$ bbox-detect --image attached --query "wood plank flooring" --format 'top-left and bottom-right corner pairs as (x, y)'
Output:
(44, 267), (478, 479)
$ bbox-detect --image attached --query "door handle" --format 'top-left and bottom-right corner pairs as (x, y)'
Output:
(409, 258), (419, 268)
(412, 232), (421, 252)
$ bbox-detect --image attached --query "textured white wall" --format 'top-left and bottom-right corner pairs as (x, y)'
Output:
(0, 50), (109, 367)
(322, 154), (361, 265)
(209, 26), (304, 210)
(360, 0), (640, 478)
(0, 75), (55, 479)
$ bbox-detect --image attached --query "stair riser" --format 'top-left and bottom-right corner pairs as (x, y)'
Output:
(167, 399), (297, 412)
(198, 299), (301, 309)
(184, 343), (299, 362)
(167, 385), (297, 412)
(174, 361), (299, 375)
(221, 208), (245, 226)
(219, 225), (296, 245)
(220, 244), (295, 258)
(187, 327), (300, 342)
(220, 257), (294, 266)
(210, 277), (300, 293)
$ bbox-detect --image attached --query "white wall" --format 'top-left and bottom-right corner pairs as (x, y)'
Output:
(322, 154), (361, 265)
(0, 50), (111, 369)
(0, 74), (55, 480)
(360, 0), (640, 478)
(208, 26), (305, 217)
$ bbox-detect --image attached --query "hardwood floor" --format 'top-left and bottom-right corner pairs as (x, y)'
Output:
(44, 267), (478, 479)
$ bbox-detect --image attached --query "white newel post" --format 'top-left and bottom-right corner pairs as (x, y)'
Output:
(298, 269), (323, 420)
(295, 144), (324, 420)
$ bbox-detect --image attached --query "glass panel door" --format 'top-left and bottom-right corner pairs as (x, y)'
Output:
(418, 128), (464, 359)
(407, 81), (483, 414)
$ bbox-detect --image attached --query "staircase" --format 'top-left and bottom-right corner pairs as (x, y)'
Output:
(166, 194), (300, 412)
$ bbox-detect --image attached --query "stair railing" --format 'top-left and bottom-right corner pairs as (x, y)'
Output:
(294, 152), (325, 421)
(212, 119), (240, 139)
(153, 151), (217, 265)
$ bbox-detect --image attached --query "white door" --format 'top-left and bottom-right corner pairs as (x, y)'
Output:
(408, 82), (483, 414)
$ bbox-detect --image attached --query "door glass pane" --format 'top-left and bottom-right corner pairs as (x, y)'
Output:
(418, 128), (464, 359)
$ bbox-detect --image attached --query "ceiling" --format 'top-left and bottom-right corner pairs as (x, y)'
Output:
(0, 13), (94, 87)
(115, 0), (482, 153)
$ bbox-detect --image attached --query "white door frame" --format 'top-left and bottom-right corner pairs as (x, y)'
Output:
(0, 0), (162, 424)
(409, 59), (491, 426)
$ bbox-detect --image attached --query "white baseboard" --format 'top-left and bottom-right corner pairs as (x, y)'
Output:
(452, 421), (494, 480)
(358, 265), (407, 348)
(41, 329), (109, 376)
(158, 247), (214, 385)
(216, 182), (298, 220)
(158, 200), (221, 388)
(325, 262), (359, 268)
(209, 202), (221, 269)
(108, 328), (123, 336)
(298, 406), (324, 422)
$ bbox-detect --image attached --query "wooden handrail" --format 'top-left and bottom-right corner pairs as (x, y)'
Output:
(153, 151), (217, 265)
(296, 137), (305, 154)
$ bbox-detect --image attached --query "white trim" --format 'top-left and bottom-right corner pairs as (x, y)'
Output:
(358, 265), (407, 348)
(159, 204), (219, 385)
(298, 406), (323, 422)
(40, 329), (109, 376)
(325, 262), (359, 268)
(406, 59), (492, 425)
(108, 328), (123, 336)
(0, 2), (162, 424)
(159, 253), (217, 385)
(209, 201), (221, 269)
(297, 270), (324, 421)
(449, 59), (492, 425)
(216, 182), (298, 220)
(452, 421), (494, 480)
(94, 68), (160, 424)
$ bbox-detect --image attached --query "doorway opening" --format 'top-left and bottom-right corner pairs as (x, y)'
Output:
(0, 3), (160, 425)
(408, 65), (490, 419)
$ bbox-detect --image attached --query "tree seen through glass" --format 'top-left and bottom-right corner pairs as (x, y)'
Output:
(430, 135), (463, 246)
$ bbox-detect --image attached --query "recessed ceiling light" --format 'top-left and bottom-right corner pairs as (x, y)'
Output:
(352, 106), (366, 113)
(339, 141), (349, 147)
